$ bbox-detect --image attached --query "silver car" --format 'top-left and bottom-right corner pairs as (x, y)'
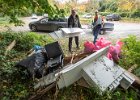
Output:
(29, 17), (68, 32)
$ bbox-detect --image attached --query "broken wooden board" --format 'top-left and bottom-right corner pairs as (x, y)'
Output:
(125, 70), (140, 89)
(34, 47), (109, 89)
(5, 40), (16, 55)
(34, 45), (136, 93)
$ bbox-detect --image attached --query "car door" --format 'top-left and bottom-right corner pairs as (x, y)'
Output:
(38, 18), (54, 31)
(48, 21), (57, 31)
(43, 21), (54, 31)
(37, 18), (48, 31)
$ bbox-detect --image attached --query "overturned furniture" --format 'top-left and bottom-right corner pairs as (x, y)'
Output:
(44, 41), (64, 72)
(35, 46), (135, 93)
(15, 41), (64, 79)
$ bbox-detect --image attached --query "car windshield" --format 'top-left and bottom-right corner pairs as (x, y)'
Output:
(38, 17), (67, 22)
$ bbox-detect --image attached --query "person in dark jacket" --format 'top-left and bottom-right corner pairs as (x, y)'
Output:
(68, 9), (81, 52)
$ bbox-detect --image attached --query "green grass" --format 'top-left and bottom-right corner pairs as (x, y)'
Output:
(0, 17), (10, 25)
(80, 17), (140, 24)
(80, 18), (92, 25)
(0, 31), (54, 99)
(121, 17), (140, 23)
(0, 31), (140, 100)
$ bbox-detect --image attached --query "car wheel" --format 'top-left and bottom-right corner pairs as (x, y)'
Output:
(31, 25), (37, 31)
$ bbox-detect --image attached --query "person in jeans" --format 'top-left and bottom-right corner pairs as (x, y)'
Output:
(68, 9), (81, 52)
(92, 10), (103, 44)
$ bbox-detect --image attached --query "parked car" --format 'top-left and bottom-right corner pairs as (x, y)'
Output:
(43, 13), (48, 18)
(82, 13), (92, 19)
(106, 14), (121, 21)
(31, 14), (38, 19)
(89, 22), (114, 35)
(29, 17), (68, 32)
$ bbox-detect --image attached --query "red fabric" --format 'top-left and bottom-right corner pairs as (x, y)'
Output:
(94, 15), (98, 22)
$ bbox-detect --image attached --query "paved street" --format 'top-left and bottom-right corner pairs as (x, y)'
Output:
(81, 21), (140, 42)
(10, 17), (140, 42)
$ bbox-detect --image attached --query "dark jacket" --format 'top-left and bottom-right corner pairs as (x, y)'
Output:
(68, 14), (81, 28)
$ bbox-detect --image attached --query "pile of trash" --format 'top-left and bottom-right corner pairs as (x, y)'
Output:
(84, 37), (123, 63)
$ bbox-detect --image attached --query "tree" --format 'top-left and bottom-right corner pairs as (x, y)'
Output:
(99, 0), (118, 12)
(86, 0), (99, 12)
(0, 0), (65, 25)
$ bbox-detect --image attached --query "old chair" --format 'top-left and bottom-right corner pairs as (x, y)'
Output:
(44, 41), (64, 72)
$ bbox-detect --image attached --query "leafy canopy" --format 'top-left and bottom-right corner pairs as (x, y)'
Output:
(0, 0), (65, 25)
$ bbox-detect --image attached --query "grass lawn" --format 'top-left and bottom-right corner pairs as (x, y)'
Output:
(80, 17), (140, 24)
(0, 17), (10, 25)
(121, 17), (140, 23)
(80, 18), (92, 25)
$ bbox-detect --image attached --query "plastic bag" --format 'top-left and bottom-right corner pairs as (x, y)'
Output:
(33, 45), (43, 52)
(84, 41), (95, 53)
(107, 40), (123, 63)
(95, 37), (111, 49)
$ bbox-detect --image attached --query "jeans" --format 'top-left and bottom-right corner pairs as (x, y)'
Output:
(93, 24), (101, 44)
(68, 36), (79, 52)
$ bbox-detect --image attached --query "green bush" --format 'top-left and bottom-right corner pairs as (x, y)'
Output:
(0, 32), (139, 99)
(118, 12), (130, 17)
(56, 85), (139, 100)
(119, 35), (140, 70)
(131, 9), (140, 18)
(134, 67), (140, 77)
(0, 31), (54, 100)
(100, 12), (111, 16)
(0, 31), (53, 51)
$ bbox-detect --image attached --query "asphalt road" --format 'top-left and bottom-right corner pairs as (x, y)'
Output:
(82, 21), (140, 42)
(10, 17), (140, 42)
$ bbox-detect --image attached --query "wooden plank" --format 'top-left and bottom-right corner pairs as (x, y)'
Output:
(5, 40), (16, 55)
(29, 82), (56, 100)
(125, 71), (140, 89)
(128, 64), (137, 72)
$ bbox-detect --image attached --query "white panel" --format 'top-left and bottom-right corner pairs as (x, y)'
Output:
(82, 56), (135, 92)
(61, 28), (85, 37)
(82, 56), (124, 92)
(57, 46), (109, 89)
(61, 28), (83, 34)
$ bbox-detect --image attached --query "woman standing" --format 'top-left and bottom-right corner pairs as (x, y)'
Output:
(92, 10), (103, 44)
